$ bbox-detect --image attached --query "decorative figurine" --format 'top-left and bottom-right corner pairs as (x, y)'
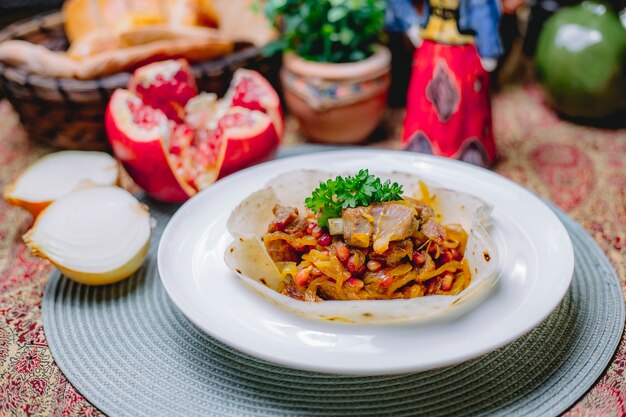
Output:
(386, 0), (503, 167)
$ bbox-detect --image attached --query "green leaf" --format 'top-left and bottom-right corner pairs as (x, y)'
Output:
(321, 23), (334, 35)
(328, 7), (348, 22)
(304, 170), (404, 228)
(338, 27), (354, 45)
(263, 0), (386, 63)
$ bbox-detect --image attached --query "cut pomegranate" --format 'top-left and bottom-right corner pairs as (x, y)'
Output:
(129, 59), (198, 123)
(105, 89), (224, 202)
(105, 62), (283, 202)
(195, 106), (280, 178)
(223, 69), (284, 137)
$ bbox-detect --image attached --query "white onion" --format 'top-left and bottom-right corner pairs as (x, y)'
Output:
(4, 151), (119, 215)
(24, 186), (151, 285)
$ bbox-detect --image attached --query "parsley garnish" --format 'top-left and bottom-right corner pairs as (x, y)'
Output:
(304, 170), (404, 227)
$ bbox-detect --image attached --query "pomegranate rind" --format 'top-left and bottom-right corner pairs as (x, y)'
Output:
(105, 89), (197, 202)
(217, 107), (280, 177)
(228, 68), (284, 138)
(129, 59), (198, 123)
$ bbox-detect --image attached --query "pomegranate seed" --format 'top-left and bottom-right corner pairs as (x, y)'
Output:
(127, 100), (159, 129)
(317, 233), (332, 246)
(169, 144), (182, 156)
(449, 248), (462, 261)
(346, 253), (365, 274)
(294, 267), (312, 287)
(412, 251), (425, 265)
(439, 248), (462, 264)
(345, 277), (364, 290)
(335, 243), (350, 262)
(367, 260), (382, 272)
(346, 256), (357, 273)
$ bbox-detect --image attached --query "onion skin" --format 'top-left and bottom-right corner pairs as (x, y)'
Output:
(217, 108), (280, 178)
(3, 190), (51, 217)
(229, 68), (284, 138)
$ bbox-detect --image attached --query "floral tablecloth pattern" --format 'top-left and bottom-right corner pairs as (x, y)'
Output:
(0, 83), (624, 417)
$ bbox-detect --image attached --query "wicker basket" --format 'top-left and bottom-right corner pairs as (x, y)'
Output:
(0, 12), (281, 150)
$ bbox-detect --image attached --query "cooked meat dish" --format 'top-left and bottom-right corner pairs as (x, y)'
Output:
(262, 194), (472, 302)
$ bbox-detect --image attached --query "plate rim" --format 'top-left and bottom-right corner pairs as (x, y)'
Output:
(157, 149), (575, 375)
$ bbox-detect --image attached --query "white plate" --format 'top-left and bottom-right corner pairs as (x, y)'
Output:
(158, 150), (574, 375)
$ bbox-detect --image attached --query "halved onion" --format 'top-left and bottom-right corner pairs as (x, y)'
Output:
(4, 151), (119, 216)
(23, 186), (151, 285)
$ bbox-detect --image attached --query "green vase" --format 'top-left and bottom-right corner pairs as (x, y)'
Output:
(535, 1), (626, 119)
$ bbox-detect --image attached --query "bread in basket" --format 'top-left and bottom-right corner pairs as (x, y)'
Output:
(0, 0), (280, 150)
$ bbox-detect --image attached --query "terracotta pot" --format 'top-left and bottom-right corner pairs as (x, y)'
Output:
(280, 46), (391, 144)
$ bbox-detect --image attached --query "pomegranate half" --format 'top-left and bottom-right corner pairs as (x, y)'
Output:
(128, 59), (198, 123)
(106, 89), (222, 202)
(192, 106), (280, 178)
(225, 68), (284, 137)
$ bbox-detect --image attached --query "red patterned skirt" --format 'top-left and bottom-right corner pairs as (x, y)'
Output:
(402, 40), (496, 166)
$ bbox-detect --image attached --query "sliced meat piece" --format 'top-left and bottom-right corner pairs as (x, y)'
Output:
(341, 201), (419, 253)
(370, 202), (417, 254)
(403, 197), (435, 222)
(341, 206), (374, 248)
(265, 239), (300, 262)
(284, 216), (309, 235)
(268, 205), (296, 232)
(369, 239), (413, 266)
(422, 218), (446, 244)
(268, 205), (309, 235)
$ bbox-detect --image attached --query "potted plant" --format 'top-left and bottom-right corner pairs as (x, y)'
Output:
(264, 0), (390, 143)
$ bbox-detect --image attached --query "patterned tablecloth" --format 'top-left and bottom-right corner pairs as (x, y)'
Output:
(0, 83), (624, 417)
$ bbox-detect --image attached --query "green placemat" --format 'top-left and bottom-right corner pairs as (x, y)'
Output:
(42, 149), (624, 417)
